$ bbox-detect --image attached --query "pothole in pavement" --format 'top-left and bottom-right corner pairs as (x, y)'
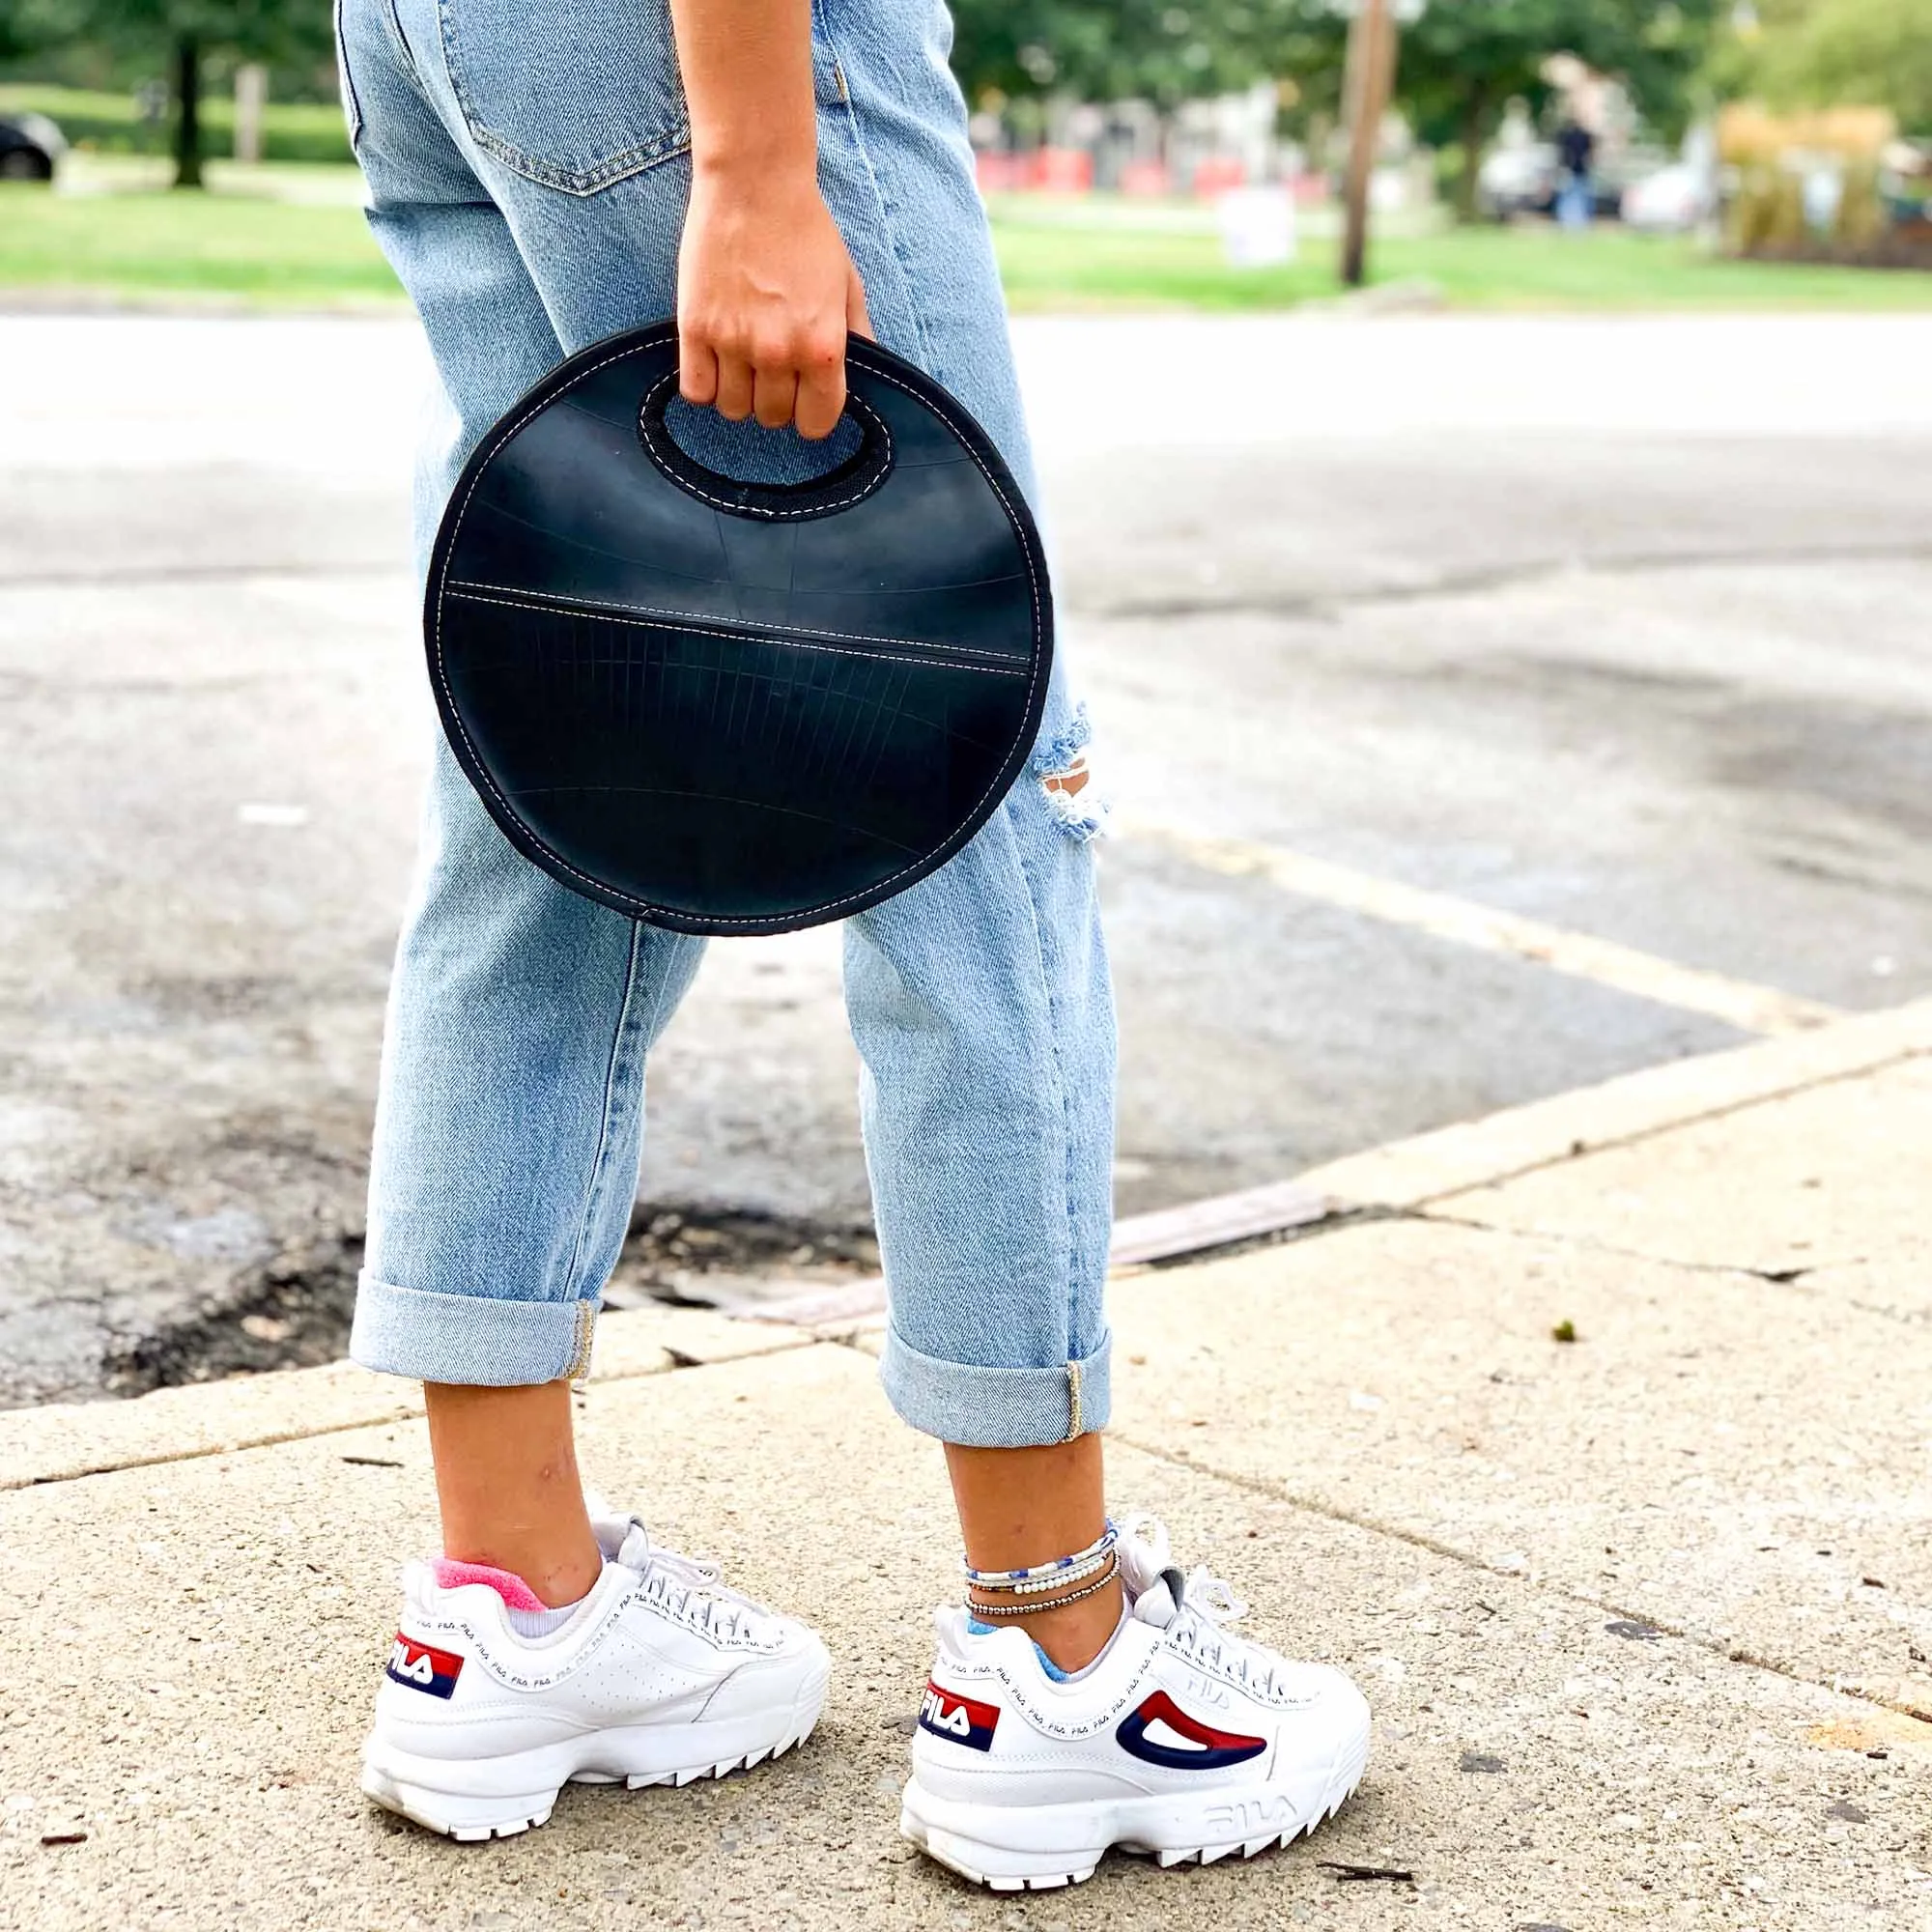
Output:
(99, 1207), (880, 1397)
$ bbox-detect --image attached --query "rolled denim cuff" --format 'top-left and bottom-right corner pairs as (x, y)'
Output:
(878, 1322), (1112, 1447)
(349, 1272), (597, 1386)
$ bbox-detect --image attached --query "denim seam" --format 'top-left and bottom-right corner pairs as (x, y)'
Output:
(559, 918), (646, 1300)
(332, 0), (365, 150)
(811, 0), (938, 377)
(432, 0), (690, 195)
(878, 1320), (1113, 1447)
(1005, 790), (1079, 1350)
(378, 0), (421, 85)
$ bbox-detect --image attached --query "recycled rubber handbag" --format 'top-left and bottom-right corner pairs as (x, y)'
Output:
(424, 320), (1054, 937)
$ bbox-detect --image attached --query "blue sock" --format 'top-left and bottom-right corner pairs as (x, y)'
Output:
(967, 1616), (1073, 1682)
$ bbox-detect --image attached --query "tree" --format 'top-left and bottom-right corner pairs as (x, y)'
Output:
(56, 0), (333, 185)
(947, 2), (1719, 218)
(0, 0), (85, 67)
(1733, 0), (1932, 131)
(948, 0), (1280, 114)
(1369, 0), (1719, 217)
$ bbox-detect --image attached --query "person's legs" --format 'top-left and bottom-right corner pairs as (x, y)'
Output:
(348, 0), (1123, 1641)
(812, 0), (1122, 1665)
(945, 1436), (1118, 1669)
(424, 1381), (601, 1606)
(338, 3), (831, 1841)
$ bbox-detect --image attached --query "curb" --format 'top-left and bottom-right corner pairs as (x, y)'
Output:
(7, 995), (1926, 1496)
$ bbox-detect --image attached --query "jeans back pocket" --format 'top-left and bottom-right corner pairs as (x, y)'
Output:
(436, 0), (688, 194)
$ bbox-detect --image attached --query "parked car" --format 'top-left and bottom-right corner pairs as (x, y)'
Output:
(1477, 141), (1560, 220)
(1621, 162), (1716, 233)
(1479, 138), (1666, 222)
(0, 112), (66, 182)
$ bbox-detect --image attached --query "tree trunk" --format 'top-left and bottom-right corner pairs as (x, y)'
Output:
(1455, 87), (1492, 224)
(173, 34), (203, 189)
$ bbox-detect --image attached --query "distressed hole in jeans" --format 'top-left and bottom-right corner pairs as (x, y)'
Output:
(1033, 702), (1109, 841)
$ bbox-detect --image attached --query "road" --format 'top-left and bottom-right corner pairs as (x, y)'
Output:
(3, 309), (1929, 1403)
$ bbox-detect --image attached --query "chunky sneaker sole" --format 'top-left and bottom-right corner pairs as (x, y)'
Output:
(900, 1720), (1367, 1889)
(362, 1664), (829, 1841)
(361, 1510), (832, 1842)
(900, 1514), (1372, 1890)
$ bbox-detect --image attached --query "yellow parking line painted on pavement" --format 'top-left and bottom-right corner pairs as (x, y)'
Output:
(1126, 821), (1844, 1039)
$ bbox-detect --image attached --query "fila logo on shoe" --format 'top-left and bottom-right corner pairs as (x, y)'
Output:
(1116, 1690), (1266, 1770)
(918, 1681), (1000, 1752)
(385, 1634), (464, 1699)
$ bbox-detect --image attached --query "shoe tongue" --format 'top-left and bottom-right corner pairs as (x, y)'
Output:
(607, 1520), (654, 1574)
(1130, 1566), (1187, 1630)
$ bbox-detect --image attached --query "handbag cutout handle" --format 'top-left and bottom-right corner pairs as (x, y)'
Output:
(635, 369), (895, 523)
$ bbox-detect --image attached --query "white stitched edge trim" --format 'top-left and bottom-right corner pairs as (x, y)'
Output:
(432, 345), (1045, 928)
(635, 374), (894, 521)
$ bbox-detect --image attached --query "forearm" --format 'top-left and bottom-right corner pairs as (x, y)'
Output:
(669, 0), (817, 181)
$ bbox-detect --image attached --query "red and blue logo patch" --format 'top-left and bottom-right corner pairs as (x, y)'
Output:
(1117, 1690), (1266, 1770)
(386, 1633), (464, 1699)
(918, 1680), (1000, 1752)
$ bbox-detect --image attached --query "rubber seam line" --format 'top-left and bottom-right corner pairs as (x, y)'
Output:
(444, 577), (1028, 664)
(1112, 1427), (1932, 1729)
(432, 344), (1043, 927)
(443, 588), (1022, 677)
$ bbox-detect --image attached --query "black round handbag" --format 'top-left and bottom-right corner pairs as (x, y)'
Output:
(423, 321), (1054, 936)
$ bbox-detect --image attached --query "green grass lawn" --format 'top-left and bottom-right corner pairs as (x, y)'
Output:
(0, 82), (354, 164)
(0, 181), (398, 305)
(989, 197), (1932, 312)
(9, 172), (1932, 313)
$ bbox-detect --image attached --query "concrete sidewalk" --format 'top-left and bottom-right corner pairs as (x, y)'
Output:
(3, 1005), (1930, 1929)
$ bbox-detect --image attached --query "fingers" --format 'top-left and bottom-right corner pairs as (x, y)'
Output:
(846, 261), (873, 343)
(793, 326), (846, 441)
(677, 262), (871, 439)
(753, 363), (800, 432)
(678, 333), (719, 409)
(712, 351), (755, 423)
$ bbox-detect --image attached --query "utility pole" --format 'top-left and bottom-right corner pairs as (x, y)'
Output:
(1339, 0), (1400, 288)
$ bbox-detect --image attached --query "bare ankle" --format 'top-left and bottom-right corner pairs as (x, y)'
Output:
(444, 1533), (602, 1608)
(999, 1577), (1124, 1675)
(423, 1378), (602, 1607)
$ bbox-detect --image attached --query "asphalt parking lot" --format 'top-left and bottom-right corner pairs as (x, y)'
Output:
(3, 309), (1929, 1403)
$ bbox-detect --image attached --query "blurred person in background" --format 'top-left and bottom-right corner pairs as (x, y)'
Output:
(1557, 116), (1597, 227)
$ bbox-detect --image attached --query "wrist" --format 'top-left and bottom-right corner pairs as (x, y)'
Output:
(690, 130), (817, 188)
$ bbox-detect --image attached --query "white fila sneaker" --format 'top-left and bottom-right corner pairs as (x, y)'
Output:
(361, 1510), (831, 1840)
(899, 1515), (1371, 1889)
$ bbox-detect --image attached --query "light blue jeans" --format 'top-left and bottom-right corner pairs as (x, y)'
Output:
(335, 0), (1116, 1445)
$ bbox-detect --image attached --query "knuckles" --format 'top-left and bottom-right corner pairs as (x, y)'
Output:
(682, 319), (847, 374)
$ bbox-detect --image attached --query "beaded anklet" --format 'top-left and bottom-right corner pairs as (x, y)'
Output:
(966, 1552), (1120, 1617)
(963, 1522), (1116, 1594)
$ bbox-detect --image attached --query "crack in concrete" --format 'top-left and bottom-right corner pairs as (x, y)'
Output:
(1391, 1039), (1932, 1215)
(10, 1332), (828, 1492)
(1110, 1430), (1932, 1731)
(1411, 1206), (1930, 1333)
